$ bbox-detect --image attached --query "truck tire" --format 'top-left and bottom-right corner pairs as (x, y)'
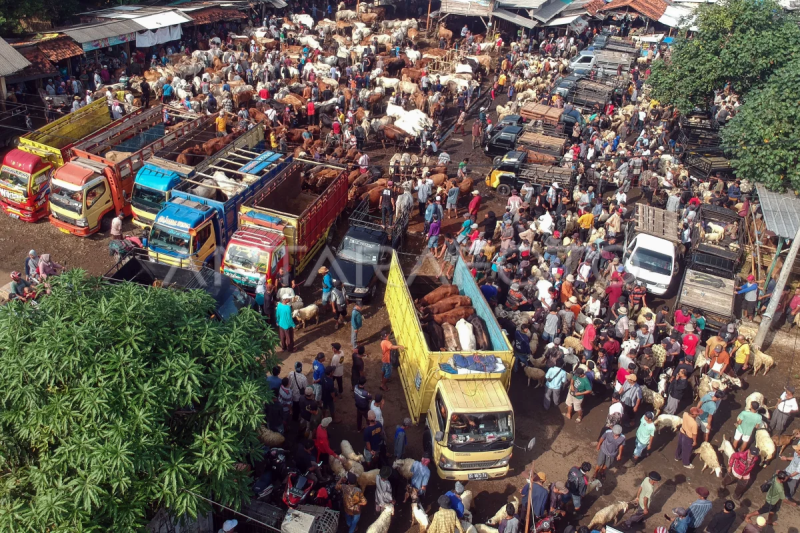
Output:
(492, 156), (501, 167)
(497, 184), (512, 196)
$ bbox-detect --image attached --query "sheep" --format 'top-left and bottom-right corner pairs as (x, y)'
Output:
(366, 503), (394, 533)
(658, 372), (670, 398)
(694, 350), (709, 369)
(461, 490), (474, 511)
(588, 501), (629, 530)
(461, 520), (478, 533)
(754, 427), (776, 465)
(341, 440), (365, 462)
(655, 414), (683, 433)
(358, 469), (380, 491)
(704, 232), (724, 244)
(329, 454), (346, 478)
(719, 434), (735, 465)
(697, 374), (726, 400)
(752, 349), (775, 375)
(393, 458), (415, 479)
(474, 526), (499, 533)
(745, 392), (765, 411)
(257, 425), (286, 446)
(486, 496), (519, 526)
(348, 460), (365, 476)
(524, 366), (546, 388)
(292, 303), (319, 328)
(528, 354), (547, 369)
(528, 331), (539, 355)
(412, 502), (429, 532)
(562, 335), (583, 353)
(695, 442), (722, 477)
(642, 387), (665, 416)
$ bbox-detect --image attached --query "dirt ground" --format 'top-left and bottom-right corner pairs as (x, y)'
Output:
(2, 96), (799, 533)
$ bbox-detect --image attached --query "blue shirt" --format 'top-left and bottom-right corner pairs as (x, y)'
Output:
(671, 516), (690, 533)
(351, 308), (363, 329)
(737, 282), (758, 295)
(267, 375), (282, 392)
(481, 284), (498, 301)
(410, 461), (430, 491)
(445, 491), (465, 518)
(313, 360), (325, 382)
(521, 482), (549, 517)
(276, 302), (295, 330)
(322, 273), (333, 294)
(687, 499), (712, 528)
(698, 393), (718, 423)
(545, 366), (568, 389)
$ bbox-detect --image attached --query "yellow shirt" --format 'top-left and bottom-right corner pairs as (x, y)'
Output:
(578, 213), (594, 229)
(270, 133), (278, 148)
(215, 115), (227, 133)
(732, 340), (751, 365)
(498, 74), (507, 86)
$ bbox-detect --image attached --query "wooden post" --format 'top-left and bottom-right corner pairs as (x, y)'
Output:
(524, 461), (535, 533)
(754, 225), (800, 348)
(0, 77), (7, 112)
(426, 0), (432, 31)
(758, 237), (784, 313)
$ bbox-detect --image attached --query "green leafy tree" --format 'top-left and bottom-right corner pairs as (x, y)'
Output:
(0, 270), (278, 532)
(648, 0), (800, 112)
(0, 0), (81, 34)
(720, 57), (800, 191)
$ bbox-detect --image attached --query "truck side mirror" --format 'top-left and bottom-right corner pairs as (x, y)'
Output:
(434, 431), (444, 442)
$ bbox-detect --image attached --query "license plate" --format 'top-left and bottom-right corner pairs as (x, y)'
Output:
(468, 473), (489, 480)
(59, 228), (71, 234)
(8, 213), (19, 219)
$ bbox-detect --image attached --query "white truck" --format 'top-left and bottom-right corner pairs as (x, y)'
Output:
(623, 205), (682, 296)
(570, 50), (634, 77)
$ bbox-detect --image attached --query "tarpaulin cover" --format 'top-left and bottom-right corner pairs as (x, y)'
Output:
(136, 25), (182, 47)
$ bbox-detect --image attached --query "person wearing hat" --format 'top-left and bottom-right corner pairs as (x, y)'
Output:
(695, 389), (724, 443)
(319, 266), (333, 312)
(770, 384), (798, 435)
(733, 401), (763, 452)
(664, 507), (691, 533)
(632, 412), (656, 464)
(338, 471), (367, 533)
(595, 424), (625, 479)
(394, 417), (412, 459)
(686, 486), (713, 531)
(315, 416), (337, 463)
(375, 466), (394, 513)
(275, 294), (296, 353)
(742, 515), (768, 533)
(566, 367), (592, 423)
(520, 466), (549, 519)
(736, 275), (760, 320)
(676, 407), (702, 468)
(560, 273), (575, 304)
(722, 446), (760, 500)
(779, 441), (800, 498)
(428, 494), (463, 533)
(681, 322), (700, 362)
(622, 471), (661, 529)
(706, 344), (730, 379)
(220, 518), (238, 532)
(706, 500), (737, 533)
(445, 482), (467, 518)
(468, 188), (481, 218)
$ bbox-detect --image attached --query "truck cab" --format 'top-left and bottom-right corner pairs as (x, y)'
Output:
(221, 222), (288, 292)
(484, 125), (523, 157)
(623, 233), (677, 296)
(485, 151), (574, 196)
(49, 159), (125, 234)
(427, 379), (514, 481)
(148, 199), (219, 269)
(0, 150), (53, 221)
(551, 74), (582, 101)
(131, 164), (183, 230)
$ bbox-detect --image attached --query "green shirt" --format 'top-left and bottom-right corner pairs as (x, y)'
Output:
(638, 478), (654, 510)
(636, 418), (655, 445)
(573, 376), (591, 395)
(736, 410), (762, 436)
(766, 476), (785, 505)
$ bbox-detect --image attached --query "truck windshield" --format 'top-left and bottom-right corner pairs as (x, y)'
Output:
(131, 184), (167, 214)
(226, 244), (269, 271)
(50, 182), (83, 214)
(337, 237), (381, 265)
(494, 161), (518, 173)
(150, 224), (191, 256)
(631, 248), (672, 276)
(448, 411), (514, 450)
(0, 167), (30, 191)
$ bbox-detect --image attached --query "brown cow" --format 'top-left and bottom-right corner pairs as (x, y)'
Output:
(438, 24), (453, 44)
(458, 177), (474, 198)
(176, 145), (205, 166)
(467, 314), (491, 351)
(249, 107), (267, 123)
(429, 173), (448, 187)
(348, 169), (362, 185)
(442, 322), (461, 351)
(421, 295), (471, 316)
(401, 68), (423, 83)
(434, 306), (475, 326)
(418, 285), (459, 306)
(359, 12), (378, 24)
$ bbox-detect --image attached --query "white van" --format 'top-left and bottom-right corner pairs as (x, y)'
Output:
(623, 233), (677, 296)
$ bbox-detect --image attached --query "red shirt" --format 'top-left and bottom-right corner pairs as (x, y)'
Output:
(682, 333), (700, 356)
(469, 195), (481, 215)
(729, 450), (758, 479)
(258, 88), (269, 100)
(616, 367), (630, 386)
(315, 425), (336, 458)
(380, 339), (392, 364)
(307, 101), (315, 115)
(674, 310), (691, 333)
(581, 323), (596, 351)
(603, 338), (620, 357)
(790, 295), (800, 312)
(605, 282), (623, 306)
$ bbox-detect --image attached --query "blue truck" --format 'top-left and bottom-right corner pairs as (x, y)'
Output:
(131, 119), (264, 230)
(147, 147), (290, 269)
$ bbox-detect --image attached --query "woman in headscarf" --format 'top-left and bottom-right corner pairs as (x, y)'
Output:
(37, 254), (63, 281)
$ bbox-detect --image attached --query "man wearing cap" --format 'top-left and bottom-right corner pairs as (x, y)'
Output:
(315, 416), (338, 463)
(595, 424), (625, 479)
(696, 389), (723, 443)
(676, 407), (701, 468)
(742, 515), (768, 533)
(733, 401), (763, 452)
(681, 323), (700, 361)
(632, 412), (656, 464)
(276, 295), (296, 352)
(685, 486), (713, 531)
(664, 507), (691, 533)
(445, 482), (467, 519)
(722, 446), (760, 500)
(428, 495), (465, 533)
(468, 189), (482, 219)
(780, 441), (800, 498)
(770, 384), (798, 435)
(736, 275), (760, 321)
(622, 471), (661, 528)
(339, 472), (367, 533)
(220, 518), (238, 532)
(394, 417), (411, 458)
(706, 344), (730, 379)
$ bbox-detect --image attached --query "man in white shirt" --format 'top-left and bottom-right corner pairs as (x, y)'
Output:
(537, 211), (554, 235)
(536, 278), (554, 307)
(370, 394), (384, 426)
(771, 385), (798, 435)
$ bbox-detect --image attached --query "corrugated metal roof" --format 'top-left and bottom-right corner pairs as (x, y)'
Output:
(62, 20), (145, 43)
(532, 0), (571, 22)
(130, 10), (193, 29)
(496, 0), (550, 8)
(598, 0), (668, 20)
(0, 37), (32, 77)
(756, 184), (800, 239)
(493, 8), (539, 28)
(186, 7), (246, 24)
(36, 37), (85, 62)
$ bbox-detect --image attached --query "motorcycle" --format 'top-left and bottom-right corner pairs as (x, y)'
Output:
(282, 466), (319, 509)
(253, 447), (288, 503)
(531, 510), (561, 533)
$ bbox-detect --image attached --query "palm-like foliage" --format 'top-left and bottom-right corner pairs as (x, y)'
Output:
(0, 270), (278, 531)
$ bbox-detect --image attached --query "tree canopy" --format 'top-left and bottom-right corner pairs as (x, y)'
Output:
(0, 270), (277, 532)
(720, 57), (800, 191)
(648, 0), (800, 113)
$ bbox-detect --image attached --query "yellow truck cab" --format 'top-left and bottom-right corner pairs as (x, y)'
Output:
(385, 251), (515, 481)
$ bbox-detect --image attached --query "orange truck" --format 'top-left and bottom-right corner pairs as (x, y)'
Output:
(0, 99), (112, 222)
(48, 105), (201, 237)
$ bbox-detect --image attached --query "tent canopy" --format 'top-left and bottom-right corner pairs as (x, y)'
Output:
(493, 8), (539, 28)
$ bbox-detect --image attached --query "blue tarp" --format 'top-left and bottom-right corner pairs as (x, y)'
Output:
(452, 256), (511, 352)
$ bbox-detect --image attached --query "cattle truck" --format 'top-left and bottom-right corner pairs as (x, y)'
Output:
(221, 161), (348, 291)
(676, 204), (744, 333)
(147, 149), (290, 269)
(48, 105), (200, 237)
(131, 119), (262, 230)
(485, 151), (575, 196)
(623, 204), (682, 296)
(385, 251), (515, 481)
(0, 99), (112, 222)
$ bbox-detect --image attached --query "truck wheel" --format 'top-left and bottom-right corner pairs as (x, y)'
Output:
(492, 156), (501, 167)
(497, 184), (511, 196)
